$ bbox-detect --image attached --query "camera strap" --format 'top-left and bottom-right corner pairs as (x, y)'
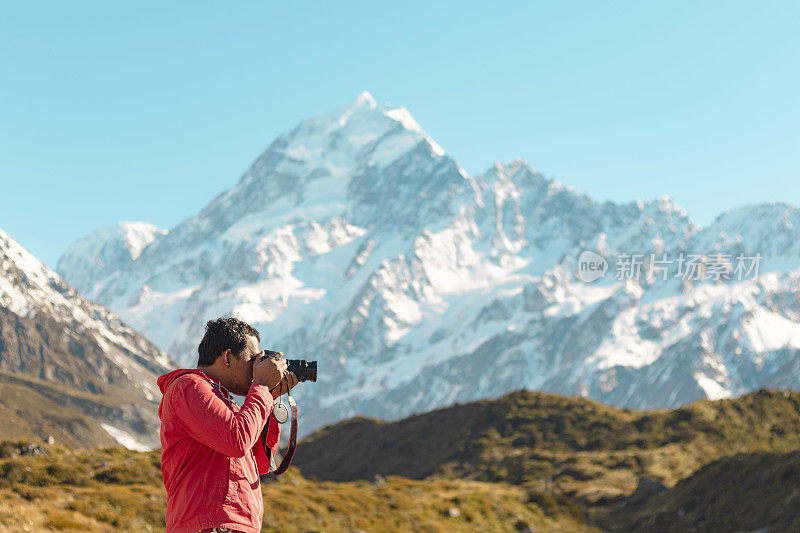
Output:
(261, 379), (298, 477)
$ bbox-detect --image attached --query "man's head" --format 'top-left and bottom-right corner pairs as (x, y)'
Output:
(197, 317), (261, 395)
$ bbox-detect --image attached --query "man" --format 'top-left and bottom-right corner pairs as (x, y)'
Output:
(157, 317), (298, 533)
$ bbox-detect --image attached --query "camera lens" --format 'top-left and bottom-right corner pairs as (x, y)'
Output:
(286, 359), (318, 382)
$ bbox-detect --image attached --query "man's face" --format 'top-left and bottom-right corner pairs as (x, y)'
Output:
(227, 334), (260, 396)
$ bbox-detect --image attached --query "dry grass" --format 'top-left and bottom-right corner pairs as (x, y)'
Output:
(3, 389), (799, 532)
(0, 441), (594, 533)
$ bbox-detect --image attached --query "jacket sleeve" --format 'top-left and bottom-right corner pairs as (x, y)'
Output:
(253, 416), (282, 475)
(170, 376), (275, 458)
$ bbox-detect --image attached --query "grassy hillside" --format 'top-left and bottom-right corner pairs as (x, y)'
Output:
(603, 450), (800, 532)
(0, 440), (592, 533)
(3, 440), (799, 532)
(294, 389), (800, 505)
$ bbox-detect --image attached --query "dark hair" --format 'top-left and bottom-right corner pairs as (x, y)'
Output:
(197, 317), (260, 367)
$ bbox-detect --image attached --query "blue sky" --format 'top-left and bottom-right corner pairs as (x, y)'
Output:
(1, 1), (798, 268)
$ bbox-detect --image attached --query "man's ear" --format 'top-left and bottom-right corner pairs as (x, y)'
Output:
(222, 349), (232, 367)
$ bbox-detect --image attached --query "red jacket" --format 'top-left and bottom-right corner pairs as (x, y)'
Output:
(157, 369), (280, 533)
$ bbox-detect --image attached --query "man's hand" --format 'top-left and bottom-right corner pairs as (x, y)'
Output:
(270, 371), (298, 398)
(253, 351), (287, 390)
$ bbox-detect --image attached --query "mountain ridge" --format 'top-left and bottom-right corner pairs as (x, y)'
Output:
(55, 92), (800, 436)
(293, 387), (800, 507)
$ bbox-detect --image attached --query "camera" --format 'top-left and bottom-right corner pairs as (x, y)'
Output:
(287, 359), (317, 382)
(259, 350), (317, 382)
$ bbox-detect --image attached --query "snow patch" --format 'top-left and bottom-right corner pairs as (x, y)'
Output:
(101, 423), (152, 452)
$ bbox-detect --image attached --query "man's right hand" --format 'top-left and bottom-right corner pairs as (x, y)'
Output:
(253, 351), (287, 390)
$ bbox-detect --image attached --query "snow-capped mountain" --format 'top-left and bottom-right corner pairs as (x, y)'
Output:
(56, 222), (167, 296)
(57, 92), (800, 435)
(0, 228), (173, 449)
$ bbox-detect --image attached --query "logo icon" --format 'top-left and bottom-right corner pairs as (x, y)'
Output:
(577, 250), (608, 282)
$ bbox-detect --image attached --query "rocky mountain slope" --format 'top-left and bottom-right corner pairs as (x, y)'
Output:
(0, 228), (173, 449)
(57, 91), (800, 435)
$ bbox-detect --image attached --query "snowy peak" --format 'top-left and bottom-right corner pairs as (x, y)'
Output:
(475, 159), (696, 265)
(0, 227), (58, 318)
(705, 202), (798, 235)
(149, 92), (467, 252)
(323, 90), (437, 148)
(692, 202), (800, 263)
(245, 93), (443, 191)
(482, 159), (551, 192)
(120, 222), (167, 259)
(275, 90), (445, 172)
(383, 106), (445, 156)
(56, 222), (167, 295)
(344, 90), (378, 110)
(357, 90), (377, 106)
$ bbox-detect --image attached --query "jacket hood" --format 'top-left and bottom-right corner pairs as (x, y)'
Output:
(157, 368), (205, 394)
